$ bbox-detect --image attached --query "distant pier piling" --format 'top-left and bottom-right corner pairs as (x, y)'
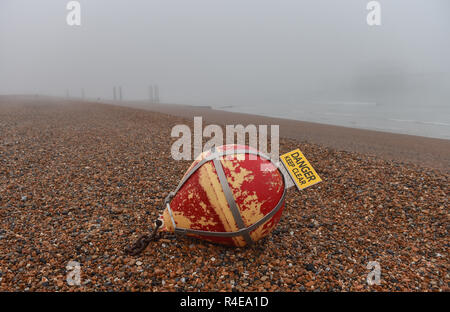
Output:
(154, 85), (159, 104)
(149, 85), (154, 103)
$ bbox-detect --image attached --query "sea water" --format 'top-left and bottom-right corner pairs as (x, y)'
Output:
(215, 101), (450, 140)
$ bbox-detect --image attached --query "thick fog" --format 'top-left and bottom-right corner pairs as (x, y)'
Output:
(1, 0), (449, 108)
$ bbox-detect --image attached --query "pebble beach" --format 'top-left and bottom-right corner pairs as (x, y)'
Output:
(0, 96), (448, 292)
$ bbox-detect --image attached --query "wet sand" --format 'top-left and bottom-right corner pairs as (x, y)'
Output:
(124, 101), (450, 171)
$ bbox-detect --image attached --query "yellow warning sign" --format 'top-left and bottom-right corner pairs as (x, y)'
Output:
(280, 148), (322, 190)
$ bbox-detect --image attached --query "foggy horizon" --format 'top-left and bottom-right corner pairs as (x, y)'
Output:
(1, 0), (449, 107)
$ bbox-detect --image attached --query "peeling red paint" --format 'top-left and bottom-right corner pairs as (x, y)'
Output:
(161, 144), (286, 246)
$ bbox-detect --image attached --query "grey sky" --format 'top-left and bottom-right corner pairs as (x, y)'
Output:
(0, 0), (449, 107)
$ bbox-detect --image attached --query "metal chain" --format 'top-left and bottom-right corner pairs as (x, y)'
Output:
(124, 219), (163, 256)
